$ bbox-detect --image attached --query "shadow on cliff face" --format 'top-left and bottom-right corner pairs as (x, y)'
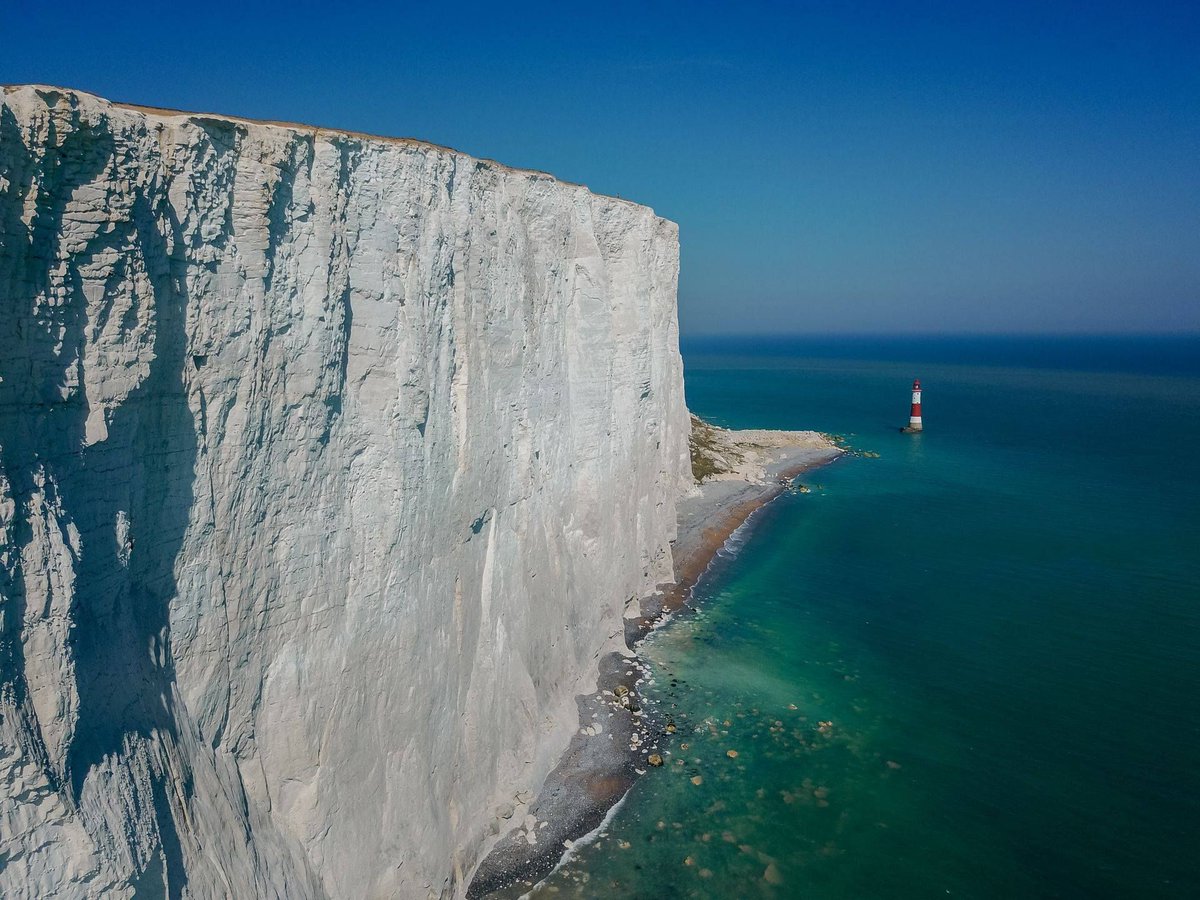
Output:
(0, 101), (196, 898)
(65, 192), (196, 899)
(0, 105), (36, 747)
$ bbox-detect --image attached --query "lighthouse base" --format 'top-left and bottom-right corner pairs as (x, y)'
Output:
(900, 424), (923, 434)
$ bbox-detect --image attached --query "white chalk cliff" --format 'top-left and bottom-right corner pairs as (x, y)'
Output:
(0, 86), (689, 898)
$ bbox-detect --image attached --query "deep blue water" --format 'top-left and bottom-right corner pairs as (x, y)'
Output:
(535, 336), (1200, 898)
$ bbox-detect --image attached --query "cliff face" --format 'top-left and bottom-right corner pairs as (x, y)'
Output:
(0, 86), (689, 898)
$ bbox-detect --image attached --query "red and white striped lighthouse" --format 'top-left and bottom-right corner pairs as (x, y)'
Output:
(904, 379), (923, 433)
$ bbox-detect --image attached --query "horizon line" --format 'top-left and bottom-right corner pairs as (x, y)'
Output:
(680, 330), (1200, 340)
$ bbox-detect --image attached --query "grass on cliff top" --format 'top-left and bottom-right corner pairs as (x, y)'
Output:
(689, 415), (734, 483)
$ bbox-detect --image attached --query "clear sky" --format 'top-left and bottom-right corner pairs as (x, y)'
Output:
(3, 1), (1197, 335)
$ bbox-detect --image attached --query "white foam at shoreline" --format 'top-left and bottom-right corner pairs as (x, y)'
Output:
(517, 792), (631, 898)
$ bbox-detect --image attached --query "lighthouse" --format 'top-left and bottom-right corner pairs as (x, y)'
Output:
(901, 379), (923, 433)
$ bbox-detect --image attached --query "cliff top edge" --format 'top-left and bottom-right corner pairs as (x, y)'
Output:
(2, 83), (673, 225)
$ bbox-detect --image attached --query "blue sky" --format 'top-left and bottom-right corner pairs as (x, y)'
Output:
(3, 1), (1197, 335)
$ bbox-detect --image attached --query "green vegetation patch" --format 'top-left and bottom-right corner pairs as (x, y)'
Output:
(689, 415), (739, 482)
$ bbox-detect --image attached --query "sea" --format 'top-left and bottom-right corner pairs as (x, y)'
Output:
(533, 336), (1200, 899)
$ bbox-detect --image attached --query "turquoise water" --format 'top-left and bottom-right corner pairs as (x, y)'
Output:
(536, 337), (1200, 899)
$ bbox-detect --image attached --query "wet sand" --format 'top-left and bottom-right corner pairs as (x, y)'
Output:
(468, 440), (842, 898)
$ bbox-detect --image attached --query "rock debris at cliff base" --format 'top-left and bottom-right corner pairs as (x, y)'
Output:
(470, 432), (842, 898)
